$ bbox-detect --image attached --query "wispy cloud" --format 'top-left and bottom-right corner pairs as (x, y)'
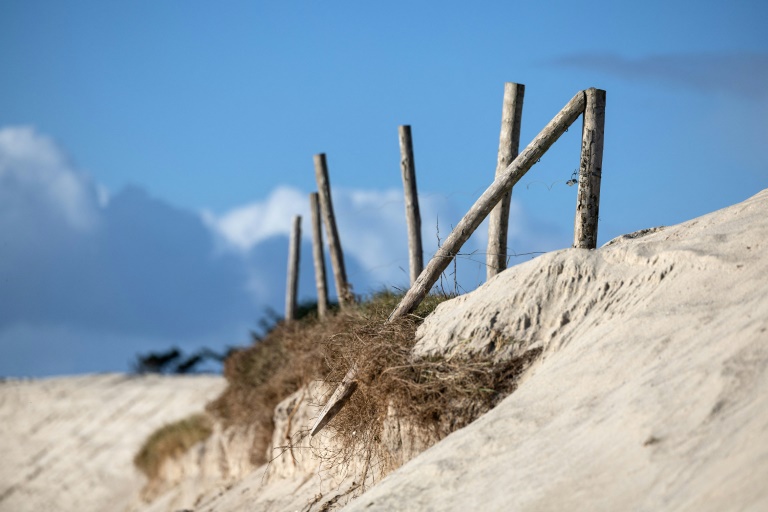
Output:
(551, 53), (768, 99)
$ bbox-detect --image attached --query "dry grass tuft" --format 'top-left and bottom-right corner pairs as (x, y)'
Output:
(202, 290), (539, 478)
(315, 292), (540, 477)
(205, 317), (328, 464)
(134, 413), (213, 480)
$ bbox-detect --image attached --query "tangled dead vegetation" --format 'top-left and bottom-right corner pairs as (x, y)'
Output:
(149, 291), (539, 483)
(314, 294), (541, 479)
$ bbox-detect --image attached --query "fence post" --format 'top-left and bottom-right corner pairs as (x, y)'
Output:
(309, 192), (329, 319)
(573, 88), (606, 249)
(285, 215), (301, 323)
(313, 153), (353, 307)
(399, 125), (423, 286)
(389, 90), (586, 322)
(312, 89), (591, 438)
(487, 82), (525, 279)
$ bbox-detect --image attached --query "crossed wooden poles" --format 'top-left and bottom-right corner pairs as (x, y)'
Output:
(308, 87), (606, 435)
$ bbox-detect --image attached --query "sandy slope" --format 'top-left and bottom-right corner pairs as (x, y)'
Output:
(0, 373), (224, 512)
(3, 189), (768, 512)
(345, 189), (768, 511)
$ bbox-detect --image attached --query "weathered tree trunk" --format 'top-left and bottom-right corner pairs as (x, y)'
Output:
(573, 88), (606, 249)
(309, 192), (329, 319)
(399, 125), (423, 286)
(313, 153), (353, 307)
(487, 82), (525, 280)
(389, 90), (586, 321)
(284, 215), (301, 323)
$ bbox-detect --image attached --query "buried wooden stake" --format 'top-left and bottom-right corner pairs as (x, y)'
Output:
(309, 193), (330, 319)
(487, 82), (525, 280)
(310, 90), (588, 436)
(388, 90), (586, 322)
(573, 88), (606, 249)
(314, 153), (354, 308)
(399, 125), (423, 286)
(284, 215), (301, 323)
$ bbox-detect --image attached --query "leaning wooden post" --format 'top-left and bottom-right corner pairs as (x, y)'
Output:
(309, 192), (329, 319)
(487, 82), (525, 280)
(399, 125), (423, 286)
(313, 153), (353, 307)
(573, 88), (606, 249)
(389, 90), (587, 321)
(284, 215), (302, 323)
(310, 90), (588, 437)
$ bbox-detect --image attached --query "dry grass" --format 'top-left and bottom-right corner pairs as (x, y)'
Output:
(134, 413), (213, 480)
(314, 293), (541, 477)
(204, 292), (449, 466)
(205, 317), (327, 464)
(145, 290), (539, 482)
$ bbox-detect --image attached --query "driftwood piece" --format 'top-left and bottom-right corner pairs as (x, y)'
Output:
(310, 365), (358, 436)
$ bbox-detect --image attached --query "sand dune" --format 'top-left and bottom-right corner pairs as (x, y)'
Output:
(347, 189), (768, 511)
(2, 189), (767, 512)
(0, 374), (224, 512)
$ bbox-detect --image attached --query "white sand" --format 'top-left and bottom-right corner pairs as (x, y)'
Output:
(0, 373), (224, 512)
(346, 189), (768, 511)
(3, 189), (768, 512)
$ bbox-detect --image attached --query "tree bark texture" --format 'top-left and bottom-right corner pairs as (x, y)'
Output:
(309, 193), (329, 319)
(486, 82), (525, 280)
(313, 153), (353, 307)
(573, 88), (606, 249)
(399, 125), (423, 286)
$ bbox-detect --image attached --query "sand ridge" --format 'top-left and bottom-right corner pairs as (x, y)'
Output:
(2, 189), (767, 511)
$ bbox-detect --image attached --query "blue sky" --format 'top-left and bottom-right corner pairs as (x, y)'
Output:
(1, 0), (766, 377)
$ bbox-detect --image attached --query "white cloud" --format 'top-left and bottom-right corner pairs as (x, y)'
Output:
(205, 186), (310, 251)
(0, 125), (570, 376)
(0, 126), (99, 231)
(204, 184), (564, 293)
(206, 186), (456, 289)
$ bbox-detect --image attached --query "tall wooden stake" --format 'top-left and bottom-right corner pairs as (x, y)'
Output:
(312, 89), (593, 438)
(573, 88), (606, 249)
(389, 90), (586, 322)
(399, 125), (423, 286)
(487, 82), (525, 280)
(309, 192), (329, 319)
(285, 215), (301, 323)
(313, 153), (353, 307)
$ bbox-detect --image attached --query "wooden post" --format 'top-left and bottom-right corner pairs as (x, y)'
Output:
(389, 90), (586, 322)
(399, 125), (423, 286)
(312, 90), (589, 437)
(313, 153), (353, 307)
(487, 82), (525, 280)
(573, 88), (606, 249)
(309, 192), (329, 319)
(285, 215), (301, 323)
